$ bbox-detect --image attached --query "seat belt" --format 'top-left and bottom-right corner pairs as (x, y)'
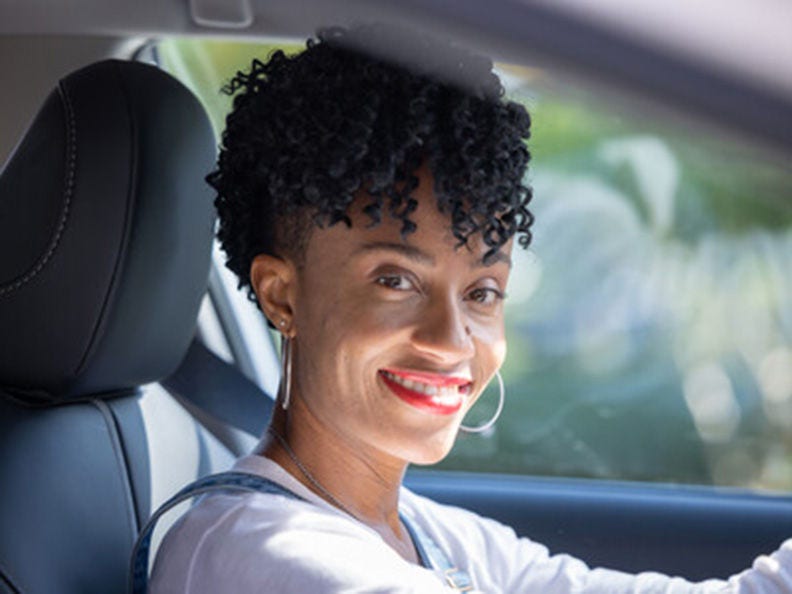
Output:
(129, 471), (474, 593)
(162, 338), (274, 437)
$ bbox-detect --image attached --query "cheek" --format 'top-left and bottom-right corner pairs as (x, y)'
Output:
(296, 293), (407, 385)
(470, 315), (507, 367)
(334, 307), (414, 368)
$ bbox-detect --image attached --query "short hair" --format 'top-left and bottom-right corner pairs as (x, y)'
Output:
(208, 24), (533, 303)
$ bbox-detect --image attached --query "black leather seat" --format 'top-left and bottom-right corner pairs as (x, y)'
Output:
(0, 59), (221, 594)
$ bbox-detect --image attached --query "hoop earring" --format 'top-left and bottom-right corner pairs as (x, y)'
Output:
(279, 335), (293, 410)
(460, 371), (505, 434)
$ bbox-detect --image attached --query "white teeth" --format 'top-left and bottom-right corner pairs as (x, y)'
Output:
(434, 392), (458, 405)
(382, 371), (461, 398)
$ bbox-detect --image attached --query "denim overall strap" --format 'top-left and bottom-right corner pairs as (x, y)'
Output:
(401, 514), (475, 592)
(129, 470), (474, 593)
(129, 471), (305, 594)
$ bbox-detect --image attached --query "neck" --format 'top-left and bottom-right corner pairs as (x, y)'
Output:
(262, 401), (408, 530)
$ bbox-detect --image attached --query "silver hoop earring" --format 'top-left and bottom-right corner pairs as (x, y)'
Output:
(460, 371), (505, 434)
(279, 335), (293, 410)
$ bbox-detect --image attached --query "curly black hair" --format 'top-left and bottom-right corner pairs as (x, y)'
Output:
(208, 24), (533, 304)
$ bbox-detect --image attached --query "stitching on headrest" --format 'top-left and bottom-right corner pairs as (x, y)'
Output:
(0, 82), (77, 297)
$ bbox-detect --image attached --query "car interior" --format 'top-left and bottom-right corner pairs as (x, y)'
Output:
(1, 1), (791, 593)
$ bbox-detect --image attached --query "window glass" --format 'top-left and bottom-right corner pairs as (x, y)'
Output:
(196, 293), (235, 364)
(157, 39), (302, 136)
(159, 39), (792, 491)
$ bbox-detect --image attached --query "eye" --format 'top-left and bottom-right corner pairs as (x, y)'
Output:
(375, 273), (415, 291)
(466, 287), (506, 306)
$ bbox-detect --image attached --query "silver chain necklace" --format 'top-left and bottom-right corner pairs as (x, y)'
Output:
(267, 427), (418, 563)
(267, 427), (361, 521)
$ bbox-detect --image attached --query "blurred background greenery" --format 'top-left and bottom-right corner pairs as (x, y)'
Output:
(160, 38), (792, 491)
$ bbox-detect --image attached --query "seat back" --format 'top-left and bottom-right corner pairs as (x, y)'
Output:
(0, 60), (221, 594)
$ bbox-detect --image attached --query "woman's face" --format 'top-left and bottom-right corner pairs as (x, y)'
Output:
(289, 167), (511, 465)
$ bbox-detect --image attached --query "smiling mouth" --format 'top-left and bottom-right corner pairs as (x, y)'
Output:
(379, 369), (472, 415)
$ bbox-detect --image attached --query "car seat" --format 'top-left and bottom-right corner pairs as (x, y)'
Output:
(0, 59), (264, 594)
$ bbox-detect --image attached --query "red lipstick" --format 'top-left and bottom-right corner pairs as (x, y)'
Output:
(378, 369), (471, 415)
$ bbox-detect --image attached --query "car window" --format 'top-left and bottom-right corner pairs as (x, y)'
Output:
(448, 66), (792, 490)
(158, 38), (792, 492)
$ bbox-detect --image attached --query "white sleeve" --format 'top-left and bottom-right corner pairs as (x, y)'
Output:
(465, 510), (792, 593)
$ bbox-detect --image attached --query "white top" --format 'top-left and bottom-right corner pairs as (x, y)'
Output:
(150, 455), (792, 593)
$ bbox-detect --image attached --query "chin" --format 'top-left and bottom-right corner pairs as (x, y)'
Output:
(410, 450), (452, 466)
(402, 431), (459, 466)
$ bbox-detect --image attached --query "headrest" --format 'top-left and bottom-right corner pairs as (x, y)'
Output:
(0, 60), (216, 404)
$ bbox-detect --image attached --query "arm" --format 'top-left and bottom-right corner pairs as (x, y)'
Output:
(411, 493), (792, 593)
(476, 512), (792, 593)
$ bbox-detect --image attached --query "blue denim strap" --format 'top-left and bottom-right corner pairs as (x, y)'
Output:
(129, 471), (305, 594)
(401, 514), (475, 591)
(129, 470), (474, 593)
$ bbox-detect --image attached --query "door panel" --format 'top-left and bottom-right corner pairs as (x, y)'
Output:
(407, 470), (792, 580)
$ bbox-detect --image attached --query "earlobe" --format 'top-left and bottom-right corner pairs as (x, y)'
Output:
(250, 253), (297, 334)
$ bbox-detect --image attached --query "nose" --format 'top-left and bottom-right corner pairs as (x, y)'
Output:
(411, 295), (475, 364)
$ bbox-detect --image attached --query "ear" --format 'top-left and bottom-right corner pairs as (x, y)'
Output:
(250, 253), (297, 336)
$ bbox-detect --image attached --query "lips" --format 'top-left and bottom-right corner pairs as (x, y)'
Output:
(379, 369), (472, 415)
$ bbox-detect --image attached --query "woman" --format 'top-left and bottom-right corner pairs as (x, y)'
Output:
(149, 25), (792, 593)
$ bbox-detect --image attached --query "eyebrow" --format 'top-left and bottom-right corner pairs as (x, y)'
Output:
(355, 241), (512, 269)
(355, 242), (435, 265)
(481, 251), (512, 269)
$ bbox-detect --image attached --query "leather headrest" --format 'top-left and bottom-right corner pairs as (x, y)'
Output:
(0, 60), (216, 404)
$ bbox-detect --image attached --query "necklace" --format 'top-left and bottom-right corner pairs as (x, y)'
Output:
(267, 427), (361, 521)
(267, 427), (420, 564)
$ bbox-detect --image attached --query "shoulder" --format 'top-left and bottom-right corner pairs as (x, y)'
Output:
(150, 485), (447, 593)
